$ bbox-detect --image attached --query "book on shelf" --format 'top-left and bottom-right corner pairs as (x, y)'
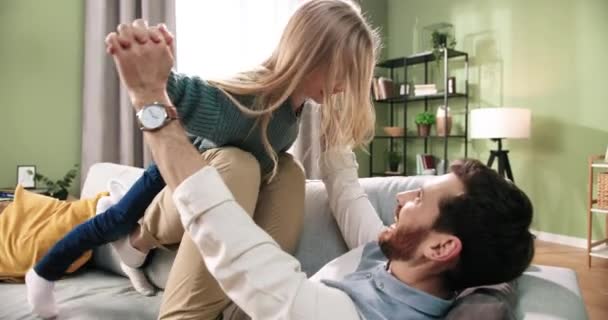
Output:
(414, 84), (438, 96)
(416, 154), (437, 175)
(371, 78), (380, 100)
(0, 187), (48, 196)
(414, 89), (438, 96)
(414, 84), (436, 89)
(372, 77), (394, 100)
(0, 190), (14, 202)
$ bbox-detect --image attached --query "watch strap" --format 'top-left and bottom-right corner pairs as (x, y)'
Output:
(164, 105), (179, 120)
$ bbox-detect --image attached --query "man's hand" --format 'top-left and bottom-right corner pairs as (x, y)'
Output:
(105, 19), (175, 108)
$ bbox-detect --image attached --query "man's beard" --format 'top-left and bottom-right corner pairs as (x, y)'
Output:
(378, 226), (429, 261)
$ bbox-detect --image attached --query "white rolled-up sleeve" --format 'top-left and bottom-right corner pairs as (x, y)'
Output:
(172, 167), (360, 320)
(320, 149), (386, 250)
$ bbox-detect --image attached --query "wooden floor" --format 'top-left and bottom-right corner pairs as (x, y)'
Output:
(533, 240), (608, 320)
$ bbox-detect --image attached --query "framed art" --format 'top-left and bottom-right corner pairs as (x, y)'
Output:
(17, 165), (36, 189)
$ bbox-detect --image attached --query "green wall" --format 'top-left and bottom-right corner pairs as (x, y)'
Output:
(378, 0), (608, 238)
(357, 0), (389, 174)
(0, 0), (84, 193)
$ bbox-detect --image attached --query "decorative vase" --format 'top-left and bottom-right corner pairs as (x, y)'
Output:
(417, 124), (431, 137)
(435, 105), (452, 136)
(383, 126), (404, 137)
(436, 116), (452, 136)
(389, 161), (400, 172)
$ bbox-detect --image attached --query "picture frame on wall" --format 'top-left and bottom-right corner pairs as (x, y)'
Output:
(605, 145), (608, 162)
(17, 165), (36, 189)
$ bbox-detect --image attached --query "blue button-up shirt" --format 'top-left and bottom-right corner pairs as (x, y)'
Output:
(323, 242), (453, 320)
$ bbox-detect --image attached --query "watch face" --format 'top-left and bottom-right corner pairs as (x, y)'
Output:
(140, 105), (167, 129)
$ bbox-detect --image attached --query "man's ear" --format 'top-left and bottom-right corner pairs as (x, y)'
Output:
(423, 233), (461, 262)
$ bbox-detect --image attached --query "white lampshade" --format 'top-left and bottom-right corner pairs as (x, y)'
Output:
(470, 108), (531, 139)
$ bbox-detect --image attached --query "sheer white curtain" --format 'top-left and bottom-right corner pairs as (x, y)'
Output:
(176, 0), (299, 77)
(175, 0), (322, 178)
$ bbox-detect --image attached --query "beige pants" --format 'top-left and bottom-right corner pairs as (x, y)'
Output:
(138, 147), (305, 320)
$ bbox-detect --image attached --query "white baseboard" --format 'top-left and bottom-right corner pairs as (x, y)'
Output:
(530, 230), (588, 249)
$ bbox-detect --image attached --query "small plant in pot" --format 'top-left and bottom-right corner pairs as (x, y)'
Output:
(431, 30), (456, 67)
(415, 112), (436, 137)
(31, 164), (79, 200)
(386, 151), (402, 172)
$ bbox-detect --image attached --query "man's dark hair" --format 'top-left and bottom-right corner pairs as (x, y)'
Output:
(432, 159), (535, 291)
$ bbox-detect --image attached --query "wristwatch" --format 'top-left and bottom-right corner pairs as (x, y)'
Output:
(136, 103), (178, 131)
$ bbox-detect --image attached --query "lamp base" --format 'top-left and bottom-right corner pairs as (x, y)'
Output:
(487, 138), (515, 182)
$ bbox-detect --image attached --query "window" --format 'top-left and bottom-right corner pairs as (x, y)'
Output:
(176, 0), (300, 78)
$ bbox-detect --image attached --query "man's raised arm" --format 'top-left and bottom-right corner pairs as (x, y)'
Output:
(106, 20), (360, 320)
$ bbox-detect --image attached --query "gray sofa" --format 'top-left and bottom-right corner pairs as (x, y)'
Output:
(0, 163), (588, 319)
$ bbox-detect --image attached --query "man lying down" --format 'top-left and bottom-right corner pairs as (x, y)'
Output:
(170, 149), (534, 319)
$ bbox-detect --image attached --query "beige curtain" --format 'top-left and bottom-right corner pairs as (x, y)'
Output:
(290, 101), (322, 179)
(80, 0), (175, 185)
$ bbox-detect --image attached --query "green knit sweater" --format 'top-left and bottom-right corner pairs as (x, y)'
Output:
(166, 71), (300, 175)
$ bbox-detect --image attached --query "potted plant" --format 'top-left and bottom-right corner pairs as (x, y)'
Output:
(386, 151), (402, 172)
(32, 164), (79, 200)
(415, 111), (436, 137)
(431, 30), (456, 66)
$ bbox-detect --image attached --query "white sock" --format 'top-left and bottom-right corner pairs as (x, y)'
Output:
(112, 236), (148, 268)
(120, 262), (156, 296)
(25, 269), (58, 319)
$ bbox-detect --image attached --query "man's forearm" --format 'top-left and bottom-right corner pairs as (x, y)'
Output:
(126, 90), (205, 191)
(142, 117), (203, 191)
(173, 165), (361, 320)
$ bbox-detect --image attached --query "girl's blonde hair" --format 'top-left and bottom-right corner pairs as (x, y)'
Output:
(209, 0), (380, 179)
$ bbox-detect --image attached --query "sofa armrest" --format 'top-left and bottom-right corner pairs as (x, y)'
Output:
(516, 265), (588, 319)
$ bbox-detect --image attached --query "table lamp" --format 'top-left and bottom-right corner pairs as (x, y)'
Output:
(470, 107), (531, 182)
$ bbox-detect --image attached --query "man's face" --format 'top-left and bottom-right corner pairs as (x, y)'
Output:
(378, 173), (465, 261)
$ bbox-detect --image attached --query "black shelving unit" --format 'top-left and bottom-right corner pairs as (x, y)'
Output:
(369, 48), (469, 176)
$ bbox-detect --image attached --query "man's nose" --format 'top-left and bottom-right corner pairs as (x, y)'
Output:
(395, 189), (418, 206)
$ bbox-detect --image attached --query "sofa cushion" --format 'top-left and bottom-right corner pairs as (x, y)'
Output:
(0, 268), (161, 320)
(144, 245), (179, 289)
(447, 282), (517, 320)
(0, 186), (105, 280)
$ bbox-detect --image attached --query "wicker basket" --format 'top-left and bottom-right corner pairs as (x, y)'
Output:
(599, 172), (608, 209)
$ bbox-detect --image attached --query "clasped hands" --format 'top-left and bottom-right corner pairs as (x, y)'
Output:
(105, 19), (175, 108)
